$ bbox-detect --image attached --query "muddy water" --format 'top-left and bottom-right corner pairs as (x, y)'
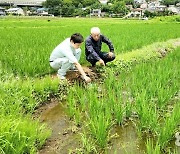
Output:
(37, 101), (180, 154)
(38, 101), (81, 154)
(108, 121), (146, 154)
(37, 101), (145, 154)
(168, 139), (180, 153)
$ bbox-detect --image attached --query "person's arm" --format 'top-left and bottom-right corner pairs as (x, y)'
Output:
(102, 35), (115, 58)
(85, 39), (101, 61)
(101, 35), (114, 53)
(74, 62), (91, 83)
(61, 48), (91, 82)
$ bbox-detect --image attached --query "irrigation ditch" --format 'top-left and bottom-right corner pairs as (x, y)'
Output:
(33, 38), (180, 154)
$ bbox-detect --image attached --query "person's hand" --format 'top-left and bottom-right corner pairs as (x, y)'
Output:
(99, 59), (105, 66)
(82, 76), (91, 83)
(108, 52), (114, 58)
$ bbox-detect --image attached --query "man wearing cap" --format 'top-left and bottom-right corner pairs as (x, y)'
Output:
(85, 27), (115, 67)
(49, 33), (91, 83)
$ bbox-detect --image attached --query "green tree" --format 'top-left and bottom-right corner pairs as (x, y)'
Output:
(61, 4), (75, 16)
(124, 0), (134, 5)
(72, 0), (84, 7)
(90, 1), (102, 9)
(161, 0), (179, 6)
(43, 0), (63, 16)
(43, 0), (62, 8)
(112, 1), (128, 15)
(101, 4), (112, 13)
(82, 0), (97, 7)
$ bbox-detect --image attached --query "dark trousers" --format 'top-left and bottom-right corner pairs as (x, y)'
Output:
(86, 52), (115, 66)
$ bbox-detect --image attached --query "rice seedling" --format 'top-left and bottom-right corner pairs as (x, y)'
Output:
(80, 132), (97, 153)
(1, 18), (180, 76)
(135, 94), (159, 134)
(66, 87), (77, 119)
(87, 110), (113, 148)
(0, 115), (50, 154)
(146, 139), (161, 154)
(157, 102), (180, 149)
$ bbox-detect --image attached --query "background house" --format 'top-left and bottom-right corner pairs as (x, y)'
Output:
(168, 5), (179, 14)
(0, 0), (45, 7)
(0, 6), (5, 16)
(6, 8), (24, 15)
(91, 9), (101, 17)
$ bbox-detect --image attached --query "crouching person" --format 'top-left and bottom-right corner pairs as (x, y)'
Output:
(85, 27), (115, 67)
(49, 33), (91, 83)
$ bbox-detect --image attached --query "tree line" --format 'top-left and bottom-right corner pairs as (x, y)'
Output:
(42, 0), (180, 17)
(42, 0), (134, 17)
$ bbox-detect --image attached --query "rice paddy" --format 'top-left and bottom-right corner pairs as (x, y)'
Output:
(0, 16), (180, 153)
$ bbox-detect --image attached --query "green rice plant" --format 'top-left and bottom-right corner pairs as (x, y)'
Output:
(82, 84), (113, 148)
(113, 100), (125, 125)
(74, 107), (82, 126)
(33, 76), (60, 104)
(135, 93), (159, 134)
(87, 110), (113, 148)
(66, 87), (77, 119)
(125, 100), (133, 118)
(66, 82), (115, 149)
(1, 18), (180, 76)
(80, 132), (97, 153)
(111, 46), (180, 152)
(0, 115), (50, 154)
(87, 92), (102, 118)
(0, 76), (61, 114)
(157, 102), (180, 149)
(146, 139), (161, 154)
(125, 46), (180, 109)
(103, 71), (129, 124)
(0, 75), (64, 153)
(74, 83), (89, 112)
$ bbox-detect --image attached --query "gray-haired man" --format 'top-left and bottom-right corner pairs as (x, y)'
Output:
(85, 27), (115, 67)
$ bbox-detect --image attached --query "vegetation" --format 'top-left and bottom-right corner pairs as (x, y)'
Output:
(66, 43), (180, 152)
(1, 17), (180, 77)
(0, 17), (180, 153)
(42, 0), (134, 17)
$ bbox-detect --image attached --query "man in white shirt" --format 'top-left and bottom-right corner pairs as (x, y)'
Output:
(49, 33), (91, 83)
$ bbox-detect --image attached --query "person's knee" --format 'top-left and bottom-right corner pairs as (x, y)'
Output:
(50, 62), (60, 70)
(86, 55), (97, 66)
(111, 53), (115, 60)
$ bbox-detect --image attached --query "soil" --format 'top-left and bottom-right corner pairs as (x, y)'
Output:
(50, 66), (100, 83)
